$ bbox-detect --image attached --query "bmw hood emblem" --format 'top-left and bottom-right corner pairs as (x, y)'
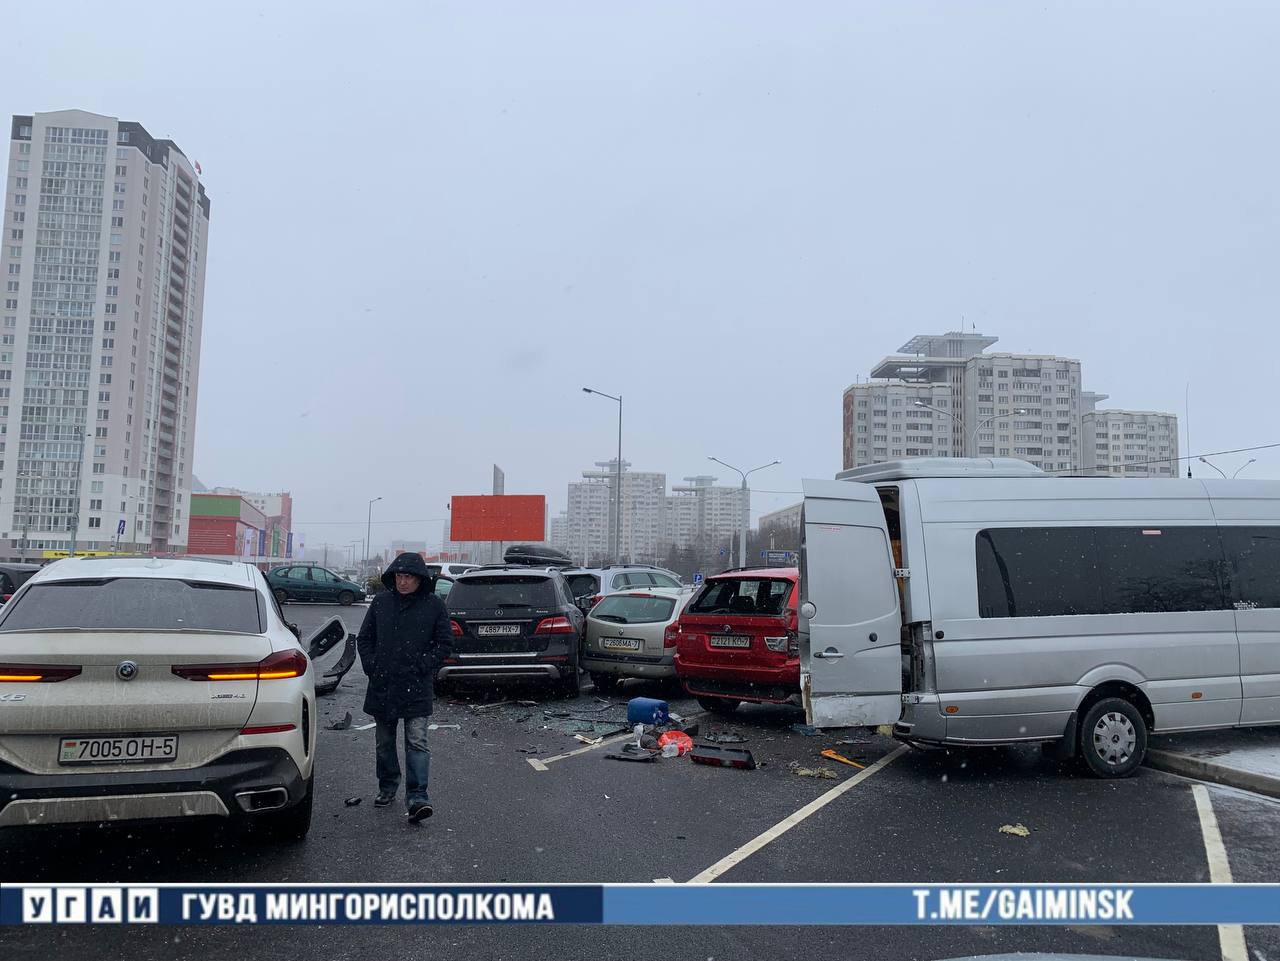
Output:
(116, 660), (138, 681)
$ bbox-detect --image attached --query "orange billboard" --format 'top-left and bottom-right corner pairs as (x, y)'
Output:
(449, 494), (546, 542)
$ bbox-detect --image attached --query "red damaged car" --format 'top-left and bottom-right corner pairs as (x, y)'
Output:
(672, 567), (800, 715)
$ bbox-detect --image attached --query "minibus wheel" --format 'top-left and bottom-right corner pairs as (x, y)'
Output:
(1078, 697), (1147, 778)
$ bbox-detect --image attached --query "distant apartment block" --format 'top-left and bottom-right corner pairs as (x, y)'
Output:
(1081, 410), (1179, 478)
(666, 475), (748, 553)
(1, 110), (209, 560)
(842, 331), (1177, 477)
(549, 467), (749, 566)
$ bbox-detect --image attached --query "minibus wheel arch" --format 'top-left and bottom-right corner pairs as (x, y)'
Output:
(1078, 680), (1155, 732)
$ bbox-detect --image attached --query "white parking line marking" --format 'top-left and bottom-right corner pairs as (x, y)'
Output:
(1192, 784), (1248, 961)
(527, 732), (635, 771)
(686, 745), (908, 884)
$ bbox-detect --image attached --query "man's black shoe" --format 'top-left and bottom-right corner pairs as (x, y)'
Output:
(407, 801), (433, 822)
(374, 794), (395, 807)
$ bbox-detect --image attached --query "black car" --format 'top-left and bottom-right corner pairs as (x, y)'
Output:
(0, 563), (41, 603)
(441, 566), (585, 697)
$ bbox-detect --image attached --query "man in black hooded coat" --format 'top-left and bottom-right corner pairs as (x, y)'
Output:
(356, 553), (453, 821)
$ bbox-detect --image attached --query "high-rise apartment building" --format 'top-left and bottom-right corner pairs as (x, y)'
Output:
(1, 110), (209, 560)
(1081, 410), (1179, 478)
(550, 470), (750, 565)
(666, 475), (748, 553)
(843, 331), (1176, 477)
(555, 460), (667, 566)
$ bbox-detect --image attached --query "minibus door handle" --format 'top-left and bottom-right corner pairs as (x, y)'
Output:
(813, 648), (844, 660)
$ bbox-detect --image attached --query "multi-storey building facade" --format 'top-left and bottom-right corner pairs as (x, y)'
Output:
(555, 460), (667, 566)
(1081, 410), (1180, 478)
(665, 475), (748, 553)
(1, 110), (209, 560)
(843, 332), (1176, 477)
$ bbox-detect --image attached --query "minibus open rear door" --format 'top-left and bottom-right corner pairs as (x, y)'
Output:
(799, 479), (902, 728)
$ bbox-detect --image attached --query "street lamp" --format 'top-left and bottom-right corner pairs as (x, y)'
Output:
(68, 428), (89, 558)
(708, 456), (780, 568)
(1198, 457), (1227, 480)
(1234, 459), (1257, 479)
(913, 402), (1028, 457)
(583, 387), (623, 562)
(366, 496), (382, 572)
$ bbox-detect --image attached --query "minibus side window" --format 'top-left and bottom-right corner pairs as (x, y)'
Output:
(1220, 527), (1280, 609)
(976, 526), (1228, 618)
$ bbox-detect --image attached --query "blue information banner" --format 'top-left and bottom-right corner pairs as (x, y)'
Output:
(3, 884), (1279, 926)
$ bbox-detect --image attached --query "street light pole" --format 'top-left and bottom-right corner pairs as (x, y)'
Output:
(708, 457), (780, 568)
(1233, 459), (1257, 479)
(914, 402), (1028, 458)
(69, 428), (88, 557)
(583, 387), (623, 562)
(1198, 457), (1227, 480)
(366, 496), (382, 572)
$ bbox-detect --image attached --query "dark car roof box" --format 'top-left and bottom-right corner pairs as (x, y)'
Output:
(502, 544), (574, 568)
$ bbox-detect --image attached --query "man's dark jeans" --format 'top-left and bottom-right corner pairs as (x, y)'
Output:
(375, 716), (430, 808)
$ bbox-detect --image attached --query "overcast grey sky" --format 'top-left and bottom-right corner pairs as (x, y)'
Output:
(7, 1), (1280, 555)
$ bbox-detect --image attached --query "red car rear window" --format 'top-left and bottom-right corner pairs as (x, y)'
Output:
(686, 578), (793, 616)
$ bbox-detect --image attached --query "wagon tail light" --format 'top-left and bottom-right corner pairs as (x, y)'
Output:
(0, 663), (82, 682)
(764, 631), (800, 655)
(534, 616), (575, 635)
(664, 624), (681, 648)
(450, 619), (464, 636)
(172, 649), (308, 681)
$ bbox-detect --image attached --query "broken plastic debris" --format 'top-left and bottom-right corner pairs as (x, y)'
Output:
(327, 711), (352, 731)
(657, 731), (695, 757)
(343, 796), (362, 807)
(791, 766), (838, 779)
(574, 734), (604, 746)
(427, 723), (460, 731)
(999, 823), (1031, 837)
(605, 743), (658, 763)
(791, 723), (821, 737)
(690, 744), (757, 770)
(703, 731), (746, 744)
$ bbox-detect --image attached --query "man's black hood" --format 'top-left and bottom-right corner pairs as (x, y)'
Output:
(380, 553), (438, 594)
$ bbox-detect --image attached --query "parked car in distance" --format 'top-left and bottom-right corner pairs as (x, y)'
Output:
(673, 567), (800, 715)
(582, 588), (692, 693)
(441, 566), (585, 697)
(563, 565), (685, 613)
(0, 556), (315, 839)
(431, 562), (480, 578)
(265, 565), (366, 606)
(0, 562), (42, 603)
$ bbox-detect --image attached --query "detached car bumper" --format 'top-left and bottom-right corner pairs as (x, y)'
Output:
(0, 747), (307, 828)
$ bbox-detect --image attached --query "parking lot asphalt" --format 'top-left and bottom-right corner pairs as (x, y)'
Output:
(3, 602), (1278, 961)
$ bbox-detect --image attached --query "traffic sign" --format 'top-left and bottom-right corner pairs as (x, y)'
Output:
(763, 550), (795, 567)
(117, 519), (127, 536)
(692, 572), (704, 585)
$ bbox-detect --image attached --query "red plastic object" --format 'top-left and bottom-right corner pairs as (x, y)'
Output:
(657, 731), (694, 756)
